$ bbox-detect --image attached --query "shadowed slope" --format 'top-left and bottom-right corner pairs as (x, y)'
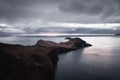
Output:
(0, 38), (91, 80)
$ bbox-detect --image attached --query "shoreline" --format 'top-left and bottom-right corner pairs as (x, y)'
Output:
(0, 37), (91, 80)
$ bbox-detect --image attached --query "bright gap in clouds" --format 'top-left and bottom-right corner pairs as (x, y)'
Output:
(0, 23), (25, 33)
(1, 22), (120, 34)
(19, 33), (61, 36)
(50, 22), (120, 29)
(1, 22), (120, 29)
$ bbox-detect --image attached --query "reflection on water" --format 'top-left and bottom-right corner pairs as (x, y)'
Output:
(0, 36), (120, 80)
(55, 37), (120, 80)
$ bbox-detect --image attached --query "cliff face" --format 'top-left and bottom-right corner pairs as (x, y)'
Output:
(0, 38), (91, 80)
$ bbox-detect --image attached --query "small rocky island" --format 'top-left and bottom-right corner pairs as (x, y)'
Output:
(0, 37), (91, 80)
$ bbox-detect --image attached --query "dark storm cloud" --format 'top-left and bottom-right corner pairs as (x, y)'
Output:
(0, 0), (120, 33)
(59, 0), (120, 18)
(59, 0), (103, 15)
(0, 0), (120, 21)
(0, 0), (61, 23)
(0, 26), (9, 28)
(0, 0), (120, 23)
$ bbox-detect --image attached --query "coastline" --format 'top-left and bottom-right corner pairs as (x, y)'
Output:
(0, 38), (91, 80)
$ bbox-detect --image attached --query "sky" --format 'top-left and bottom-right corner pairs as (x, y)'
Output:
(0, 0), (120, 34)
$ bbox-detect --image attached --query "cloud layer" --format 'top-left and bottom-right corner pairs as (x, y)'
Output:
(0, 0), (120, 33)
(1, 0), (120, 23)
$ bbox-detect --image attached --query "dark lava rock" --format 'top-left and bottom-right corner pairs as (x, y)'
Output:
(0, 37), (91, 80)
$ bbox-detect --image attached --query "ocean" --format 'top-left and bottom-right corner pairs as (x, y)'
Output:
(0, 36), (120, 80)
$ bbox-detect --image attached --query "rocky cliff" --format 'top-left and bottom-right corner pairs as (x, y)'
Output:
(0, 37), (91, 80)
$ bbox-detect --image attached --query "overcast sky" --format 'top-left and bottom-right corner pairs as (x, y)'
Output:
(0, 0), (120, 33)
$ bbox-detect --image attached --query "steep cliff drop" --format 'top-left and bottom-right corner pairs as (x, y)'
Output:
(0, 38), (91, 80)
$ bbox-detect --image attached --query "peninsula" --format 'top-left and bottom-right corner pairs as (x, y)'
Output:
(0, 37), (91, 80)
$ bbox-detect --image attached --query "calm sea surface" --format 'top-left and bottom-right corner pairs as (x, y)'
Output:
(0, 36), (120, 80)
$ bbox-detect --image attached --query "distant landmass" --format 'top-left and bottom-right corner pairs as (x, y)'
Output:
(1, 27), (120, 36)
(115, 33), (120, 36)
(0, 33), (115, 37)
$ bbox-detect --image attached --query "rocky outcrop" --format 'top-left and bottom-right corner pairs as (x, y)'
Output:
(36, 37), (91, 49)
(0, 37), (91, 80)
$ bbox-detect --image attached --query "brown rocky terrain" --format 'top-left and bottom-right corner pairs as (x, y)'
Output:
(0, 37), (91, 80)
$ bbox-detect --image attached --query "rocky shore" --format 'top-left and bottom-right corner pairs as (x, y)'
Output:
(0, 37), (91, 80)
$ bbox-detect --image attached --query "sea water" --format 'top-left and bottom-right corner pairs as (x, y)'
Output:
(0, 36), (120, 80)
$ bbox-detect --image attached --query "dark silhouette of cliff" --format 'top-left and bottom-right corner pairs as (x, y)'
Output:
(0, 37), (91, 80)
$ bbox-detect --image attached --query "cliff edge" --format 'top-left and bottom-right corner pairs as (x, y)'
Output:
(0, 37), (91, 80)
